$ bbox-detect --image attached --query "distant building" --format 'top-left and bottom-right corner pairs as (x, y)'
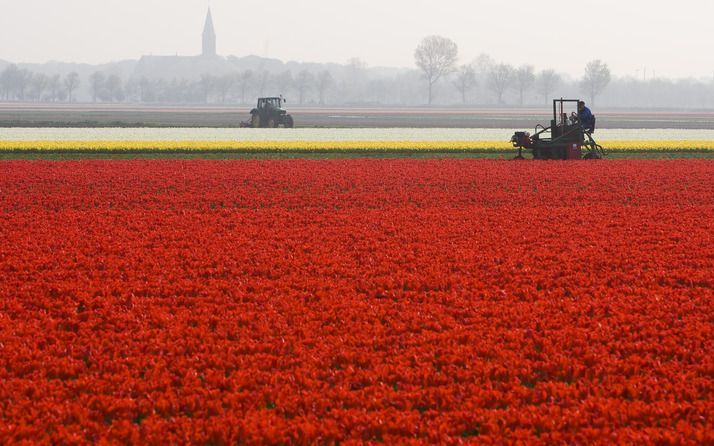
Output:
(135, 7), (226, 79)
(202, 8), (217, 57)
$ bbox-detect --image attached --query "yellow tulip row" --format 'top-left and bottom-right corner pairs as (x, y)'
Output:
(1, 140), (713, 152)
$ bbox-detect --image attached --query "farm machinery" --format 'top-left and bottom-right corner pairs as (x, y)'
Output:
(240, 96), (295, 128)
(511, 99), (605, 160)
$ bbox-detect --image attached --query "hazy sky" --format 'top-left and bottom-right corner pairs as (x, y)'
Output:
(1, 0), (713, 79)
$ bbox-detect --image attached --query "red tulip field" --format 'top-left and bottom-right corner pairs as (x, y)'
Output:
(1, 159), (713, 444)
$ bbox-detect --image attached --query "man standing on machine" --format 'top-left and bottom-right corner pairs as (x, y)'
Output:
(577, 101), (595, 132)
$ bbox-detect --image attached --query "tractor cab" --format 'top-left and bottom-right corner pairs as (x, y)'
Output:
(257, 97), (286, 113)
(511, 98), (604, 160)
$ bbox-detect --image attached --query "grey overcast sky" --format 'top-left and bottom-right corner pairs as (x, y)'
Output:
(1, 0), (713, 79)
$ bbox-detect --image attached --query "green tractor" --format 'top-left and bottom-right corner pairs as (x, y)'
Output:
(241, 96), (294, 128)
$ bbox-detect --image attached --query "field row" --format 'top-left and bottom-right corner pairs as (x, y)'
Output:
(4, 128), (714, 142)
(1, 160), (713, 444)
(2, 107), (714, 129)
(2, 140), (714, 153)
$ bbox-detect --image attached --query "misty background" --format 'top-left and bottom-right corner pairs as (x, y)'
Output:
(1, 0), (713, 108)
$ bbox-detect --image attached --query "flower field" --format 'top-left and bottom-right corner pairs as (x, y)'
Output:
(2, 127), (714, 155)
(1, 160), (713, 444)
(4, 127), (714, 142)
(2, 139), (714, 153)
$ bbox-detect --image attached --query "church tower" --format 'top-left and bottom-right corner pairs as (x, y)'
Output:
(202, 8), (217, 57)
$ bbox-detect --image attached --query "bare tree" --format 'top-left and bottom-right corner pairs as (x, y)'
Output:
(138, 77), (152, 102)
(0, 68), (10, 100)
(256, 70), (270, 97)
(473, 54), (495, 75)
(295, 70), (314, 105)
(124, 77), (141, 102)
(487, 63), (514, 105)
(347, 57), (367, 81)
(215, 74), (234, 104)
(17, 69), (31, 101)
(343, 57), (368, 102)
(173, 79), (191, 103)
(89, 71), (106, 103)
(28, 73), (48, 102)
(581, 60), (611, 106)
(537, 69), (560, 105)
(452, 65), (477, 105)
(515, 65), (535, 106)
(317, 70), (334, 105)
(274, 71), (294, 98)
(46, 75), (61, 102)
(414, 35), (459, 105)
(365, 78), (391, 104)
(64, 72), (80, 102)
(0, 65), (30, 100)
(235, 70), (253, 104)
(153, 80), (167, 102)
(199, 74), (215, 103)
(157, 78), (189, 103)
(106, 75), (124, 102)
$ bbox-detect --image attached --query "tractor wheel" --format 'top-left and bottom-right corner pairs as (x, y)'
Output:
(251, 113), (261, 128)
(583, 152), (603, 160)
(267, 117), (277, 128)
(284, 115), (294, 129)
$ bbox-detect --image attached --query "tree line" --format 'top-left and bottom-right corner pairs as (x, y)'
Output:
(0, 65), (81, 102)
(1, 39), (713, 108)
(0, 64), (343, 106)
(415, 35), (611, 106)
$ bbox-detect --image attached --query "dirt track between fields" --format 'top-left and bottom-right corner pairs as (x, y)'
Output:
(1, 103), (713, 129)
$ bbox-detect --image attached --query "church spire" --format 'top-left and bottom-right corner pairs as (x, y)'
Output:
(202, 7), (217, 57)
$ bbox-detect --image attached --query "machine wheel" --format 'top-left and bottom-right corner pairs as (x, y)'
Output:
(266, 117), (277, 128)
(583, 152), (603, 160)
(251, 113), (261, 128)
(284, 115), (294, 129)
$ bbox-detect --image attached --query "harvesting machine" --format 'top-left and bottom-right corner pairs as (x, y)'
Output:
(511, 99), (605, 160)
